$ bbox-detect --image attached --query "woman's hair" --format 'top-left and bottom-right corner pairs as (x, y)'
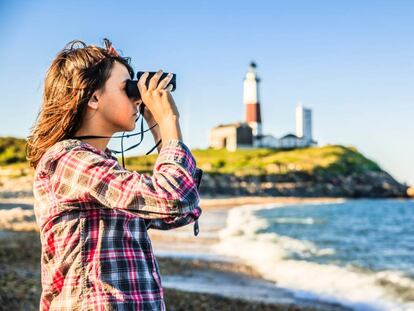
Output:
(26, 38), (134, 169)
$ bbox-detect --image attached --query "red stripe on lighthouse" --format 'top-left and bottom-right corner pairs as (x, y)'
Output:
(245, 103), (262, 123)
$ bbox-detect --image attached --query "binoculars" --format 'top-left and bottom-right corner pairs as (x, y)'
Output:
(125, 71), (176, 99)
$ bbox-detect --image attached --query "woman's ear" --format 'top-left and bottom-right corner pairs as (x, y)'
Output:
(87, 93), (99, 110)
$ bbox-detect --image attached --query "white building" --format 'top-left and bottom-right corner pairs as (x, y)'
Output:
(296, 103), (313, 144)
(256, 134), (279, 148)
(279, 133), (315, 149)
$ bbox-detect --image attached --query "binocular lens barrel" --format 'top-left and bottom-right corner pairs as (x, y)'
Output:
(126, 71), (176, 99)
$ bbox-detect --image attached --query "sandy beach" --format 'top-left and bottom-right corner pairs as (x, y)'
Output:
(0, 192), (352, 310)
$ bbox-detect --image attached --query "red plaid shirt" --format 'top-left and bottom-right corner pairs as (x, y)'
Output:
(33, 138), (202, 310)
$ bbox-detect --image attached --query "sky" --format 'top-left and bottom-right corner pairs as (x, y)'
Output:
(0, 0), (413, 186)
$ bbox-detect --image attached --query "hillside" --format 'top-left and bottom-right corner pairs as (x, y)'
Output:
(125, 144), (407, 198)
(0, 137), (409, 198)
(0, 137), (27, 166)
(125, 144), (382, 176)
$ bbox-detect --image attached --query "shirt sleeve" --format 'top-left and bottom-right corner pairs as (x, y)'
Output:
(52, 139), (201, 220)
(144, 167), (203, 231)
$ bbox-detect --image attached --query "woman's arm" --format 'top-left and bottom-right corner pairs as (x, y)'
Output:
(144, 167), (203, 231)
(50, 139), (201, 220)
(141, 106), (203, 232)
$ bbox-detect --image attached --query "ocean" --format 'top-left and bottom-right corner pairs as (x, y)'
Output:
(213, 199), (414, 311)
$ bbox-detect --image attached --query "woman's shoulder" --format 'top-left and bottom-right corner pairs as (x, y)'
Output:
(61, 139), (115, 159)
(36, 139), (117, 176)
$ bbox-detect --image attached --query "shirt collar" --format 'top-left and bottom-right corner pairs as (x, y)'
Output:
(64, 139), (117, 161)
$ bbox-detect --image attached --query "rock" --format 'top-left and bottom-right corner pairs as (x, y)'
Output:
(197, 170), (408, 198)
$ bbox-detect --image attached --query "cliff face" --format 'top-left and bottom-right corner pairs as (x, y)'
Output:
(198, 170), (408, 198)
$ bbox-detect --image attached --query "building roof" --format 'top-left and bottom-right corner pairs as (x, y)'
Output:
(280, 133), (299, 139)
(213, 121), (250, 129)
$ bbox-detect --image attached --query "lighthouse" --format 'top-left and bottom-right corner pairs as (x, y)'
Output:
(244, 62), (263, 142)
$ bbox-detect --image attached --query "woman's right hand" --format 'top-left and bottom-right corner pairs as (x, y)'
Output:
(137, 70), (180, 125)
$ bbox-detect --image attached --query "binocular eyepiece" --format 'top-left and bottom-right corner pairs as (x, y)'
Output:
(125, 71), (176, 99)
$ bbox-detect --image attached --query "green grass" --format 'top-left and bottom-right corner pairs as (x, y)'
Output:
(124, 144), (382, 176)
(0, 136), (382, 177)
(0, 137), (27, 166)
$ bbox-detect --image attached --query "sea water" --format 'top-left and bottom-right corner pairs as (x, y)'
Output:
(213, 199), (414, 311)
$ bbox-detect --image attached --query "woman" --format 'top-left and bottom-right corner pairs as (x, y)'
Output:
(26, 38), (202, 310)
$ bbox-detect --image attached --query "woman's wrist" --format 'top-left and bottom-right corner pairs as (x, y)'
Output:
(159, 116), (183, 142)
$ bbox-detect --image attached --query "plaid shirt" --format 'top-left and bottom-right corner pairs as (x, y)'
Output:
(33, 138), (202, 310)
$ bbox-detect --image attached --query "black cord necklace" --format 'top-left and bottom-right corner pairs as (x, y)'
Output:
(73, 105), (161, 169)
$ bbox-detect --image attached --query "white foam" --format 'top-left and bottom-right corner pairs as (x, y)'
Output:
(272, 217), (322, 225)
(212, 203), (414, 311)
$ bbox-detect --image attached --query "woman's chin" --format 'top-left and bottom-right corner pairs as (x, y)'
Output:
(123, 123), (136, 132)
(116, 120), (136, 133)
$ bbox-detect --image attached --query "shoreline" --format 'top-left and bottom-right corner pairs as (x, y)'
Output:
(0, 196), (412, 310)
(0, 195), (353, 310)
(2, 196), (411, 309)
(158, 256), (351, 311)
(150, 196), (414, 310)
(148, 195), (354, 310)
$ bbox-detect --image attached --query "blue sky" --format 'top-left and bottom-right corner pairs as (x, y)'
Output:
(1, 0), (413, 186)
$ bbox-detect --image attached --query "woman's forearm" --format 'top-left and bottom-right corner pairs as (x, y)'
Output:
(143, 109), (183, 153)
(159, 116), (183, 142)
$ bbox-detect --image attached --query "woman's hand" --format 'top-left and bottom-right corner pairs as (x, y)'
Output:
(137, 70), (183, 142)
(137, 70), (180, 125)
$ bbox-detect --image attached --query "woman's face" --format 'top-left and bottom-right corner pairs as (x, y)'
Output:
(97, 61), (140, 133)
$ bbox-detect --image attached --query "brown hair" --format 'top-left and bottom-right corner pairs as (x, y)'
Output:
(26, 38), (134, 169)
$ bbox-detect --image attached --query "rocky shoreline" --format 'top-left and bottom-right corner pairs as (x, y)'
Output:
(199, 170), (409, 198)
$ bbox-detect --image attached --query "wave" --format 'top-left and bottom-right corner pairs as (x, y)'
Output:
(212, 203), (414, 311)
